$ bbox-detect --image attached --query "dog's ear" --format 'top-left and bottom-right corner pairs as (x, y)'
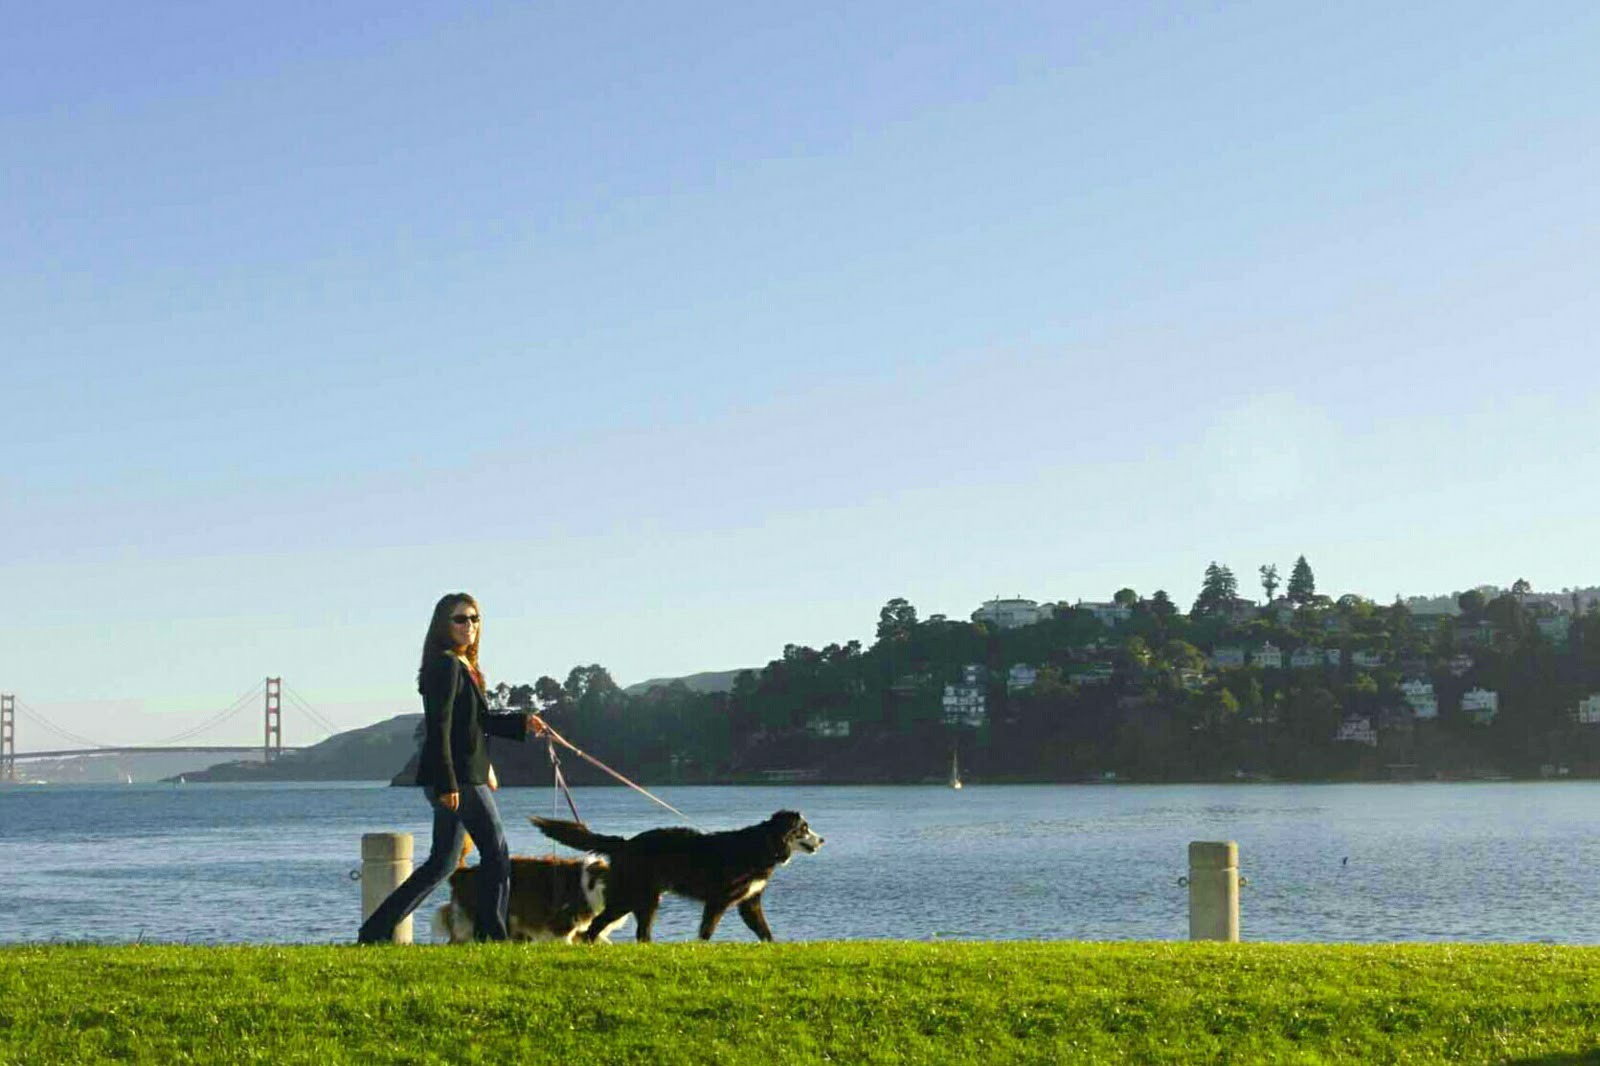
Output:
(771, 810), (803, 829)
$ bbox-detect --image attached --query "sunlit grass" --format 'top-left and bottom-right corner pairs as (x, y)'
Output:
(3, 942), (1599, 1063)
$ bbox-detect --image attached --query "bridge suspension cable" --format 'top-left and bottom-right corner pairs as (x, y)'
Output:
(146, 683), (265, 746)
(14, 699), (114, 750)
(8, 679), (338, 755)
(281, 682), (342, 738)
(14, 683), (261, 751)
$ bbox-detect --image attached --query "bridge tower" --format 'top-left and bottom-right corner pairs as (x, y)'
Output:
(264, 678), (282, 763)
(1, 694), (14, 783)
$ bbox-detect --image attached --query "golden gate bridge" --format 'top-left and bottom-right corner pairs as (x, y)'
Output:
(0, 678), (344, 781)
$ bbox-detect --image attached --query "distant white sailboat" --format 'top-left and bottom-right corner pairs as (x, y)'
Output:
(949, 747), (963, 790)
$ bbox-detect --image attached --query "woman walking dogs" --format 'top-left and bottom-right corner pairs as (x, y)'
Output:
(358, 593), (546, 944)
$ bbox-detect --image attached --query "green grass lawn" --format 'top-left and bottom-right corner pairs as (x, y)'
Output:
(2, 942), (1599, 1064)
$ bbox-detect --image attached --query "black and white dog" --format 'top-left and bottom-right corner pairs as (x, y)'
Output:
(530, 810), (823, 942)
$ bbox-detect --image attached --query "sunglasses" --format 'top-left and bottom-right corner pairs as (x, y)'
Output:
(450, 614), (481, 625)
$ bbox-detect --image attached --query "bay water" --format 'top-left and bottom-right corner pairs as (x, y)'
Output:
(2, 781), (1597, 945)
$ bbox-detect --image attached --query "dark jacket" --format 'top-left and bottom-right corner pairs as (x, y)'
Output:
(415, 652), (529, 792)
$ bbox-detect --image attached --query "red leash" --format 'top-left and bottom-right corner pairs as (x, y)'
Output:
(546, 734), (582, 823)
(539, 721), (697, 827)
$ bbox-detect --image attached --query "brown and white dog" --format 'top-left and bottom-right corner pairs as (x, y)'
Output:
(431, 853), (629, 944)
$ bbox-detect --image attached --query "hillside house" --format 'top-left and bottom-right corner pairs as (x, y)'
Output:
(942, 665), (987, 727)
(1076, 600), (1133, 627)
(1461, 687), (1499, 725)
(1351, 649), (1385, 669)
(1334, 716), (1378, 746)
(1401, 679), (1438, 719)
(1066, 662), (1115, 686)
(1448, 654), (1475, 677)
(1289, 646), (1323, 669)
(806, 717), (852, 739)
(1411, 606), (1457, 630)
(1537, 615), (1571, 644)
(1576, 694), (1600, 725)
(1252, 642), (1283, 669)
(1211, 646), (1246, 669)
(972, 597), (1054, 629)
(1324, 648), (1343, 666)
(1006, 663), (1038, 692)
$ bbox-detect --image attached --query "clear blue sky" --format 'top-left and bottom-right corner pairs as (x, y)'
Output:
(5, 2), (1598, 749)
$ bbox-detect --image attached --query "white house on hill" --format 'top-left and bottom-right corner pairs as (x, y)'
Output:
(1401, 679), (1438, 719)
(972, 598), (1054, 629)
(1290, 647), (1323, 669)
(943, 664), (988, 727)
(1334, 716), (1378, 746)
(1461, 687), (1499, 724)
(1076, 600), (1133, 627)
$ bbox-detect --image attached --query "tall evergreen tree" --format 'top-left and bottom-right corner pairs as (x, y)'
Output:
(1193, 562), (1240, 616)
(1287, 555), (1316, 606)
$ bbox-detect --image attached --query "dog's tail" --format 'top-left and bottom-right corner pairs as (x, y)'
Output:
(529, 816), (627, 856)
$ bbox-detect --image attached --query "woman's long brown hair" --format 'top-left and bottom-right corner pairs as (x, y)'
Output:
(417, 592), (483, 693)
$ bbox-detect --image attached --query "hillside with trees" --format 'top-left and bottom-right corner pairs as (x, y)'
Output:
(407, 561), (1600, 787)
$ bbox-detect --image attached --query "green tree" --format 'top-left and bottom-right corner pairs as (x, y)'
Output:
(1457, 589), (1487, 621)
(1197, 687), (1241, 731)
(563, 664), (622, 720)
(1511, 578), (1532, 604)
(1260, 564), (1281, 602)
(1161, 640), (1206, 671)
(534, 676), (569, 713)
(1483, 593), (1527, 643)
(1287, 555), (1316, 606)
(1284, 686), (1342, 744)
(1149, 590), (1177, 619)
(876, 598), (918, 643)
(1192, 562), (1239, 617)
(1114, 588), (1139, 608)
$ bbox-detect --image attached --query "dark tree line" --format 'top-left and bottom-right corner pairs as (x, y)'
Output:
(454, 566), (1600, 786)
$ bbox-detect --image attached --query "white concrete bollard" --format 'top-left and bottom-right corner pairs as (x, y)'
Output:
(361, 832), (414, 944)
(1187, 841), (1240, 942)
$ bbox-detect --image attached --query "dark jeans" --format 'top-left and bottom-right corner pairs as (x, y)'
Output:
(357, 783), (510, 943)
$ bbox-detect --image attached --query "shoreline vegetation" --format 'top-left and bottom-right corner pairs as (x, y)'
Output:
(179, 570), (1600, 788)
(4, 942), (1599, 1063)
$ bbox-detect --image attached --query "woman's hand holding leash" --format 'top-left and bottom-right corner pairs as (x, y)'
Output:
(440, 791), (460, 812)
(526, 713), (549, 738)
